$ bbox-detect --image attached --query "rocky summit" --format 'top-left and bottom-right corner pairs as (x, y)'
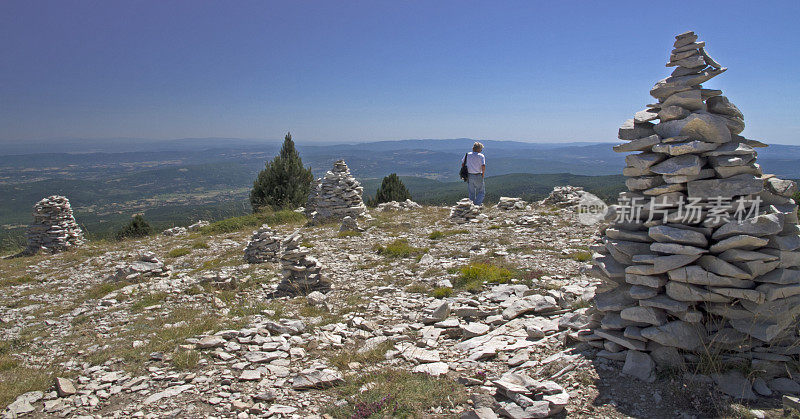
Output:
(4, 181), (792, 418)
(1, 31), (796, 419)
(588, 30), (800, 401)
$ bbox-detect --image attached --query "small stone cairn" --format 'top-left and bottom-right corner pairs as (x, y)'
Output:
(112, 252), (170, 282)
(540, 186), (588, 208)
(161, 226), (187, 236)
(187, 220), (209, 231)
(273, 230), (329, 297)
(374, 199), (422, 212)
(586, 31), (800, 391)
(496, 197), (526, 210)
(23, 196), (84, 255)
(244, 224), (282, 263)
(305, 160), (366, 224)
(449, 198), (484, 224)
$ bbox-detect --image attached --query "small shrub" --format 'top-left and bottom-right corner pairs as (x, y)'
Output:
(565, 251), (592, 262)
(454, 262), (513, 291)
(375, 239), (427, 258)
(405, 283), (430, 294)
(0, 275), (37, 287)
(368, 173), (412, 206)
(570, 299), (591, 310)
(171, 350), (200, 370)
(431, 287), (453, 298)
(324, 369), (466, 418)
(167, 248), (191, 258)
(428, 231), (445, 240)
(200, 210), (306, 234)
(428, 229), (468, 240)
(488, 225), (502, 230)
(328, 340), (395, 371)
(115, 214), (152, 240)
(376, 239), (428, 258)
(130, 292), (169, 311)
(191, 241), (209, 249)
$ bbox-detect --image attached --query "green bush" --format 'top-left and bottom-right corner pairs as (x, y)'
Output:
(431, 287), (453, 298)
(324, 369), (466, 418)
(565, 251), (592, 262)
(250, 132), (313, 212)
(368, 173), (412, 206)
(167, 248), (191, 258)
(375, 239), (427, 258)
(428, 229), (468, 240)
(115, 214), (152, 240)
(200, 210), (306, 234)
(454, 262), (513, 292)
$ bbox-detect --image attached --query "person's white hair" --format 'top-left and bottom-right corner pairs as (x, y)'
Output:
(472, 142), (483, 152)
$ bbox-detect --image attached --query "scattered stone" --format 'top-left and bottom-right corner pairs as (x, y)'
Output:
(374, 199), (422, 212)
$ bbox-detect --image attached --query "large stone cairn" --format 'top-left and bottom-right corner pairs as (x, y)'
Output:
(273, 230), (329, 297)
(244, 224), (282, 263)
(305, 160), (366, 224)
(24, 195), (84, 254)
(587, 31), (800, 386)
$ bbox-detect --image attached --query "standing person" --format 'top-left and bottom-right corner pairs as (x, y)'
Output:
(465, 142), (486, 205)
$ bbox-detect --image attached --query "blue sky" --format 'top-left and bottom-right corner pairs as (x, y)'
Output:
(1, 1), (798, 144)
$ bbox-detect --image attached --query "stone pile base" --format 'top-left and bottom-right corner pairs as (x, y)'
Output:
(244, 224), (281, 264)
(272, 230), (329, 297)
(450, 199), (485, 224)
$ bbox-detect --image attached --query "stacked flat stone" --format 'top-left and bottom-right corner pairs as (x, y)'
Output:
(450, 198), (483, 224)
(24, 195), (84, 254)
(187, 220), (209, 231)
(374, 199), (422, 212)
(541, 186), (588, 207)
(305, 160), (366, 224)
(587, 31), (800, 385)
(497, 197), (526, 210)
(339, 216), (363, 233)
(273, 230), (329, 296)
(244, 224), (282, 264)
(112, 252), (170, 282)
(162, 226), (187, 236)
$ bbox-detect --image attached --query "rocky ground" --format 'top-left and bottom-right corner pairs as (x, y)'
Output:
(0, 203), (789, 418)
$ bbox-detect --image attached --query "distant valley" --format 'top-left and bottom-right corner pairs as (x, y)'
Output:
(2, 137), (799, 249)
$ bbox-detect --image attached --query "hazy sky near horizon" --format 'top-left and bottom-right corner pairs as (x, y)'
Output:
(1, 1), (798, 144)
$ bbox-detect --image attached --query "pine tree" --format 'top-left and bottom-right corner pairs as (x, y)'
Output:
(370, 173), (412, 206)
(250, 132), (313, 212)
(115, 214), (152, 240)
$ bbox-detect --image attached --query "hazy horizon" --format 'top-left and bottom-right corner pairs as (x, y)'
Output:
(2, 1), (798, 144)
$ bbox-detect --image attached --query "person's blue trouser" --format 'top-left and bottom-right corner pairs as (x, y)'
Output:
(468, 173), (485, 205)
